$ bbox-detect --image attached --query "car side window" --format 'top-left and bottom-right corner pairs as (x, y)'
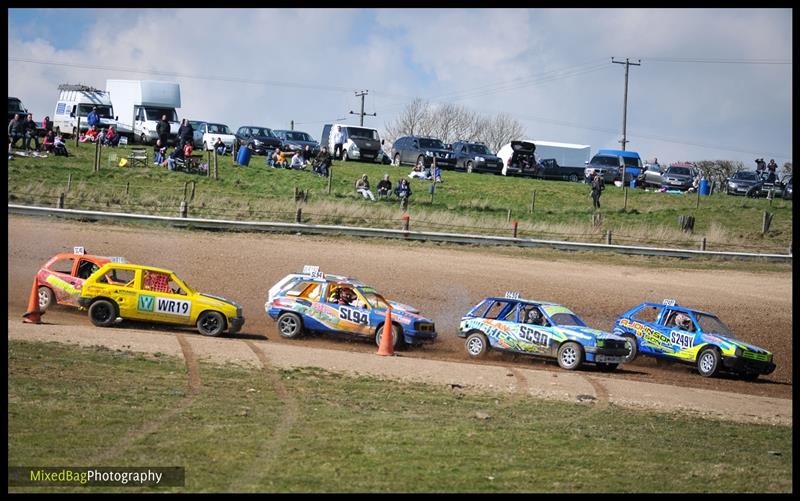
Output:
(141, 270), (172, 293)
(632, 305), (661, 324)
(99, 267), (135, 287)
(50, 258), (75, 275)
(484, 301), (514, 320)
(76, 260), (100, 279)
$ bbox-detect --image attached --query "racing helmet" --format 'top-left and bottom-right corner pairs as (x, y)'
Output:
(527, 308), (542, 323)
(675, 313), (691, 330)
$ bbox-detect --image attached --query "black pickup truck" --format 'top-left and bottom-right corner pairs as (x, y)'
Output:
(536, 158), (586, 183)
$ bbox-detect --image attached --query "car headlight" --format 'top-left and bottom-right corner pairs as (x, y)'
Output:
(475, 156), (485, 162)
(729, 183), (737, 188)
(425, 151), (433, 157)
(735, 347), (743, 357)
(596, 340), (605, 348)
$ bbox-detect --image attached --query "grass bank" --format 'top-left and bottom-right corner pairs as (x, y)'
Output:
(8, 340), (792, 492)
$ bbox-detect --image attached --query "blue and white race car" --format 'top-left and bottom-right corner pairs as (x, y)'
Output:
(265, 266), (437, 348)
(457, 293), (629, 371)
(614, 299), (776, 380)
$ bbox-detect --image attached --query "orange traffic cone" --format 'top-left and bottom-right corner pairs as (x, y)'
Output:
(22, 277), (44, 324)
(377, 308), (394, 356)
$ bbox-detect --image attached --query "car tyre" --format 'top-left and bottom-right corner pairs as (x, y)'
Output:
(139, 133), (147, 145)
(277, 312), (303, 339)
(197, 311), (226, 337)
(89, 299), (117, 327)
(596, 362), (618, 372)
(393, 153), (401, 166)
(466, 161), (474, 173)
(569, 174), (579, 182)
(38, 286), (55, 311)
(465, 332), (489, 358)
(622, 334), (638, 363)
(557, 341), (584, 370)
(375, 322), (402, 349)
(696, 346), (721, 377)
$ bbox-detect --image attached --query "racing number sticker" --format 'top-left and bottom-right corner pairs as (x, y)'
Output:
(518, 325), (549, 346)
(670, 331), (695, 349)
(140, 295), (192, 317)
(339, 306), (369, 326)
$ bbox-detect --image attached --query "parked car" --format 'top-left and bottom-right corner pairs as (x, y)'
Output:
(272, 129), (320, 157)
(450, 141), (503, 174)
(78, 262), (244, 337)
(584, 153), (620, 184)
(234, 125), (283, 156)
(320, 123), (384, 163)
(726, 170), (764, 196)
(614, 299), (775, 380)
(265, 266), (437, 348)
(458, 293), (629, 371)
(391, 136), (456, 169)
(782, 176), (792, 200)
(192, 122), (236, 151)
(496, 140), (537, 177)
(35, 247), (126, 311)
(536, 158), (586, 182)
(660, 164), (695, 191)
(638, 162), (664, 188)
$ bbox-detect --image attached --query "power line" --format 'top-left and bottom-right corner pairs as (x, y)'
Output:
(643, 57), (791, 65)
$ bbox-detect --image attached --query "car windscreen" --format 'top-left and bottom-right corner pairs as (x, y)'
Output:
(623, 156), (642, 167)
(695, 313), (734, 338)
(78, 104), (114, 118)
(548, 312), (587, 327)
(254, 128), (275, 137)
(359, 288), (389, 309)
(419, 138), (445, 149)
(346, 127), (379, 140)
(145, 108), (178, 122)
(284, 131), (312, 141)
(208, 124), (231, 134)
(590, 156), (618, 167)
(666, 167), (691, 176)
(733, 172), (758, 181)
(8, 99), (25, 113)
(468, 144), (491, 155)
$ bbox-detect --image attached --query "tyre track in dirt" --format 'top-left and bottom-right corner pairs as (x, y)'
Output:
(90, 333), (202, 464)
(232, 340), (300, 491)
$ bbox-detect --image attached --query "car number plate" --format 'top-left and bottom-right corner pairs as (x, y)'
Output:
(596, 355), (624, 363)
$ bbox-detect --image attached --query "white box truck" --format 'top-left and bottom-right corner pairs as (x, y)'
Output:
(52, 84), (118, 137)
(106, 79), (181, 145)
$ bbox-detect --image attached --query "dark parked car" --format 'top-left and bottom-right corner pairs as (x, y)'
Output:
(450, 141), (503, 174)
(583, 153), (619, 184)
(272, 129), (320, 157)
(726, 171), (771, 197)
(660, 165), (695, 191)
(536, 158), (585, 182)
(391, 136), (456, 169)
(235, 126), (283, 156)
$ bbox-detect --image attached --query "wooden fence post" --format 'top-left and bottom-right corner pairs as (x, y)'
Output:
(179, 200), (187, 218)
(506, 208), (511, 223)
(529, 191), (536, 214)
(402, 213), (410, 232)
(295, 207), (302, 223)
(66, 173), (72, 193)
(327, 165), (333, 194)
(700, 237), (707, 251)
(605, 229), (612, 245)
(57, 193), (65, 209)
(623, 186), (628, 211)
(512, 220), (518, 238)
(695, 187), (701, 209)
(762, 211), (773, 234)
(94, 139), (101, 172)
(125, 181), (130, 196)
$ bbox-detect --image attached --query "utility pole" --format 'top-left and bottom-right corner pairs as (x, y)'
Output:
(290, 120), (294, 131)
(349, 90), (376, 126)
(612, 57), (641, 151)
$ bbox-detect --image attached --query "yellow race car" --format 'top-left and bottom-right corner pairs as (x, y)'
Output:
(78, 262), (244, 337)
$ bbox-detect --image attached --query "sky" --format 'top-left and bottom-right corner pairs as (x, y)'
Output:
(7, 8), (793, 167)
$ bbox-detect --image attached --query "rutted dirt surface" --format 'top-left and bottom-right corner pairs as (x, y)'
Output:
(7, 215), (793, 405)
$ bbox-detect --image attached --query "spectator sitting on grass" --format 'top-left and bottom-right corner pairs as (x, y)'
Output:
(153, 139), (166, 165)
(166, 146), (184, 171)
(82, 125), (100, 143)
(103, 125), (120, 147)
(53, 133), (69, 157)
(395, 178), (412, 209)
(355, 174), (376, 201)
(24, 113), (40, 151)
(313, 146), (331, 177)
(8, 114), (25, 148)
(42, 131), (55, 153)
(214, 137), (227, 156)
(271, 147), (288, 168)
(290, 151), (305, 170)
(377, 174), (392, 199)
(183, 141), (193, 158)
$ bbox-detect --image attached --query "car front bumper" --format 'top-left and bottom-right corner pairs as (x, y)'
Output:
(722, 355), (776, 375)
(228, 316), (245, 334)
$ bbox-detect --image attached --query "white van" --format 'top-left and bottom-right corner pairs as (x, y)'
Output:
(320, 123), (385, 162)
(52, 84), (118, 137)
(106, 79), (181, 145)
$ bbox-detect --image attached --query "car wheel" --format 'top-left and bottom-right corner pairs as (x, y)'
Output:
(197, 311), (226, 337)
(622, 334), (638, 363)
(277, 312), (303, 339)
(466, 161), (474, 173)
(596, 362), (618, 372)
(696, 347), (721, 377)
(557, 341), (584, 370)
(38, 286), (55, 311)
(375, 322), (402, 349)
(139, 133), (147, 145)
(89, 299), (116, 327)
(393, 153), (401, 166)
(569, 174), (579, 182)
(465, 332), (489, 358)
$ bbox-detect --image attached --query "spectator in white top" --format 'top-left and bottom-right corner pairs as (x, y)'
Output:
(355, 174), (376, 201)
(290, 151), (305, 170)
(333, 126), (345, 160)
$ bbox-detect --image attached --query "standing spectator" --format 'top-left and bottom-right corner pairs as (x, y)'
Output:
(53, 132), (69, 157)
(290, 151), (305, 170)
(755, 158), (767, 173)
(103, 125), (120, 147)
(42, 116), (53, 134)
(313, 146), (331, 177)
(42, 130), (55, 153)
(86, 106), (100, 128)
(153, 139), (166, 165)
(23, 114), (40, 151)
(591, 172), (605, 210)
(377, 174), (392, 199)
(303, 145), (313, 166)
(355, 174), (376, 201)
(166, 145), (185, 171)
(767, 159), (778, 175)
(178, 119), (194, 147)
(156, 114), (171, 147)
(214, 137), (227, 156)
(395, 178), (412, 210)
(333, 126), (345, 160)
(8, 113), (25, 148)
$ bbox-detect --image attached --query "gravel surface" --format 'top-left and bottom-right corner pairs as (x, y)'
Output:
(8, 215), (792, 404)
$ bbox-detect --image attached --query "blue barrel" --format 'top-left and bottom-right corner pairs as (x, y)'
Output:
(237, 145), (251, 166)
(699, 178), (710, 196)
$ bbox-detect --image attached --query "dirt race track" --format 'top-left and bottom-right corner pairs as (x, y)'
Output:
(7, 215), (793, 402)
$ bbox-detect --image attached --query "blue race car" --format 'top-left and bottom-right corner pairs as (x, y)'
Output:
(457, 293), (629, 371)
(265, 266), (437, 348)
(614, 299), (776, 380)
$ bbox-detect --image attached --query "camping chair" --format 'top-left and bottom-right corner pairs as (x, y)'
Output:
(128, 147), (148, 168)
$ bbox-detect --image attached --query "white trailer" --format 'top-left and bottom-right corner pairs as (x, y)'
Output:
(106, 79), (181, 145)
(533, 140), (591, 168)
(52, 84), (118, 137)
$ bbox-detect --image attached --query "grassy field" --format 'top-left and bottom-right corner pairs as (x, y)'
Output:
(8, 340), (792, 493)
(7, 144), (793, 253)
